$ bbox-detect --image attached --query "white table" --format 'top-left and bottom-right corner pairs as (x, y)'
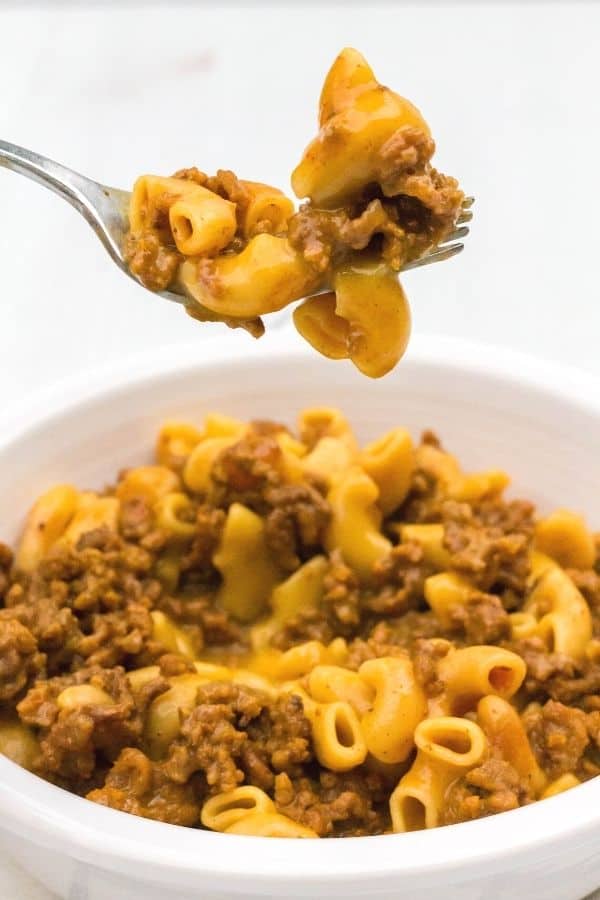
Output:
(1, 3), (599, 897)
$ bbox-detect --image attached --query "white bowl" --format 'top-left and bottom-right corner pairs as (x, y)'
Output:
(1, 333), (600, 900)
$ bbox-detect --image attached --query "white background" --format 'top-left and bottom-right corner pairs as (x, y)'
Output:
(1, 2), (600, 897)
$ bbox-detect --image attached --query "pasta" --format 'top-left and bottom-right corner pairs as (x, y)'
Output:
(294, 686), (367, 772)
(325, 467), (391, 580)
(153, 492), (197, 541)
(359, 656), (427, 763)
(270, 556), (328, 623)
(423, 572), (474, 627)
(523, 554), (592, 659)
(2, 407), (598, 840)
(397, 523), (451, 569)
(293, 257), (412, 378)
(534, 509), (596, 570)
(200, 785), (276, 831)
(15, 484), (79, 571)
(359, 427), (414, 516)
(61, 495), (120, 545)
(124, 49), (465, 378)
(431, 645), (526, 715)
(150, 611), (196, 660)
(225, 812), (317, 838)
(213, 503), (280, 622)
(308, 665), (373, 716)
(0, 716), (39, 770)
(183, 436), (238, 493)
(390, 717), (487, 831)
(116, 465), (180, 504)
(541, 773), (581, 799)
(156, 421), (202, 470)
(477, 696), (546, 795)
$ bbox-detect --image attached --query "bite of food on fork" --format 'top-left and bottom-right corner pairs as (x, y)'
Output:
(0, 48), (471, 377)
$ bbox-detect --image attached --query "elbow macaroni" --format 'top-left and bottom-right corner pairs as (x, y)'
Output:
(179, 234), (318, 319)
(523, 554), (592, 659)
(291, 47), (429, 207)
(431, 645), (526, 716)
(16, 484), (80, 571)
(213, 503), (280, 622)
(116, 466), (181, 505)
(295, 257), (412, 379)
(534, 509), (596, 570)
(125, 49), (464, 378)
(477, 695), (546, 795)
(359, 428), (414, 516)
(390, 717), (487, 832)
(7, 405), (597, 839)
(359, 656), (427, 763)
(325, 467), (391, 580)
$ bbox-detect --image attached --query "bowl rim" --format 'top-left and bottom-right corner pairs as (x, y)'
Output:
(1, 332), (600, 884)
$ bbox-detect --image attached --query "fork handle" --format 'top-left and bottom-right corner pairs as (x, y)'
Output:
(0, 140), (100, 215)
(0, 140), (127, 267)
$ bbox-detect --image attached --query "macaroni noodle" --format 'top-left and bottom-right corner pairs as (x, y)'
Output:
(124, 49), (465, 378)
(3, 406), (598, 840)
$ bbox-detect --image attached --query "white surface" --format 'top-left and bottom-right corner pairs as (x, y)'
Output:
(1, 334), (600, 900)
(1, 3), (600, 898)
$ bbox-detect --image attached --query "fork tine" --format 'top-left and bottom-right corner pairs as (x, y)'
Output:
(457, 209), (473, 225)
(442, 224), (470, 243)
(402, 242), (464, 272)
(462, 196), (475, 208)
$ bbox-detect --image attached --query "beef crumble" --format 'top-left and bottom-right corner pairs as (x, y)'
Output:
(1, 418), (598, 838)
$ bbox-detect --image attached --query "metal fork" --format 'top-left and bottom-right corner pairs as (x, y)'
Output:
(0, 139), (473, 308)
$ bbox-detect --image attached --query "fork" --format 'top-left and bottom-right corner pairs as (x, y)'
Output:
(0, 139), (473, 308)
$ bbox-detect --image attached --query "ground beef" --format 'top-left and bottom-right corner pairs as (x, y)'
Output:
(271, 606), (335, 650)
(543, 663), (600, 706)
(119, 498), (156, 542)
(508, 637), (576, 700)
(75, 604), (156, 669)
(398, 436), (535, 553)
(443, 757), (532, 825)
(411, 637), (452, 696)
(181, 504), (225, 565)
(449, 591), (510, 644)
(243, 693), (313, 790)
(210, 435), (331, 573)
(368, 540), (432, 617)
(3, 531), (166, 675)
(0, 615), (45, 703)
(165, 684), (313, 795)
(87, 748), (203, 826)
(274, 769), (390, 837)
(3, 587), (81, 675)
(2, 416), (598, 838)
(209, 433), (284, 510)
(372, 614), (443, 652)
(17, 666), (157, 782)
(271, 550), (361, 650)
(263, 484), (331, 572)
(288, 199), (407, 274)
(321, 550), (363, 633)
(158, 589), (244, 652)
(288, 127), (463, 275)
(474, 498), (536, 538)
(122, 230), (180, 292)
(164, 682), (266, 792)
(523, 700), (590, 779)
(568, 567), (600, 617)
(443, 513), (531, 594)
